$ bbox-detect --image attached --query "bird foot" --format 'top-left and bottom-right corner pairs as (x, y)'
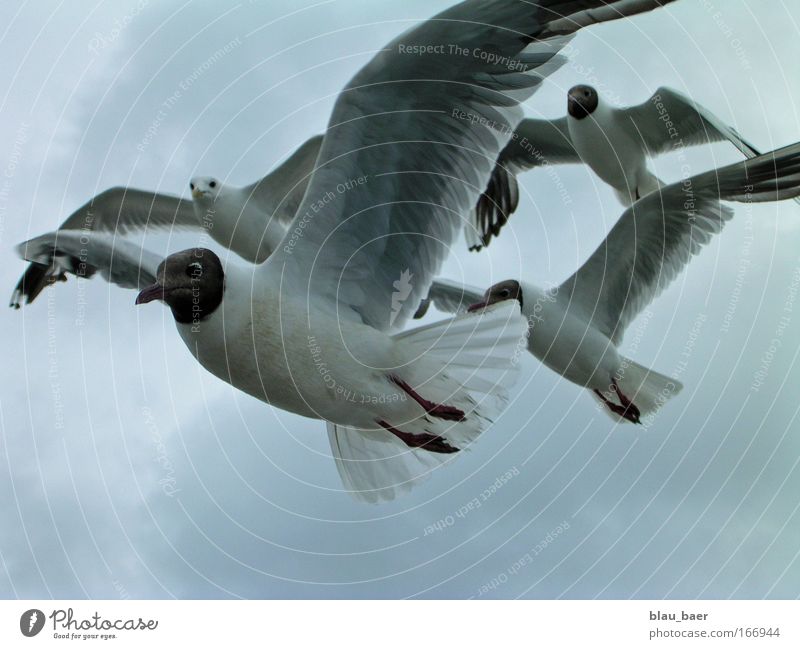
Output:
(389, 375), (466, 422)
(611, 379), (641, 423)
(377, 420), (459, 454)
(594, 385), (641, 424)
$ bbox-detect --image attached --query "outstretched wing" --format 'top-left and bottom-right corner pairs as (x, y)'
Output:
(560, 142), (800, 344)
(267, 1), (578, 333)
(15, 230), (162, 304)
(12, 187), (197, 306)
(619, 86), (761, 158)
(244, 134), (324, 227)
(268, 0), (676, 333)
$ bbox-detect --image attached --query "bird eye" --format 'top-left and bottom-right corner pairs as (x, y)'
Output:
(186, 261), (203, 277)
(209, 181), (217, 188)
(500, 289), (510, 298)
(190, 183), (195, 190)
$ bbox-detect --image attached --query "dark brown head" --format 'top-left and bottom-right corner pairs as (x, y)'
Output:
(467, 279), (523, 312)
(567, 84), (599, 120)
(135, 248), (224, 324)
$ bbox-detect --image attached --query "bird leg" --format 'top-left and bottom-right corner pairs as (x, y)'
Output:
(594, 380), (641, 424)
(377, 420), (459, 454)
(611, 379), (641, 423)
(389, 376), (466, 422)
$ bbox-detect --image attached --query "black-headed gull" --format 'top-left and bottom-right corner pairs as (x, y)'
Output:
(14, 0), (674, 501)
(10, 135), (322, 308)
(472, 85), (772, 250)
(421, 142), (800, 422)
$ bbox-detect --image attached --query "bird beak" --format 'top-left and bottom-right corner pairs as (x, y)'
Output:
(135, 283), (165, 305)
(191, 188), (203, 199)
(467, 300), (488, 313)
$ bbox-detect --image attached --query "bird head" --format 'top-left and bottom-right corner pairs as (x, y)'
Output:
(136, 248), (225, 324)
(567, 84), (599, 120)
(190, 176), (223, 202)
(468, 279), (523, 312)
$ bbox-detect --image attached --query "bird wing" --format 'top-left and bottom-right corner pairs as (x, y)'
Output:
(12, 187), (198, 306)
(618, 86), (762, 158)
(243, 134), (324, 227)
(471, 116), (578, 251)
(265, 0), (678, 333)
(559, 142), (800, 344)
(58, 186), (199, 233)
(14, 230), (161, 302)
(267, 0), (677, 333)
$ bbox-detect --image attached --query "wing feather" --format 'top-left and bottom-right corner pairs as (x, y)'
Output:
(244, 134), (324, 227)
(560, 142), (800, 343)
(619, 86), (761, 158)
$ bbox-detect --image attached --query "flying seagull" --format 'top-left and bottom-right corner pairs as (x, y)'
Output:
(10, 134), (322, 308)
(471, 85), (776, 250)
(15, 0), (675, 501)
(420, 142), (800, 422)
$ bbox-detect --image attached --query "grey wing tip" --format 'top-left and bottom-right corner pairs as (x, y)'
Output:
(472, 162), (520, 252)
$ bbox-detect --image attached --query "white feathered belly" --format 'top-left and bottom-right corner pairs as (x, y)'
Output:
(570, 115), (644, 193)
(528, 306), (621, 390)
(178, 299), (428, 429)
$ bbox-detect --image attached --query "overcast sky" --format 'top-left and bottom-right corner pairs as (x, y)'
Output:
(1, 0), (799, 599)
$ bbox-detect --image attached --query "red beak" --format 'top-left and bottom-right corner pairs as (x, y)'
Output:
(135, 283), (165, 305)
(467, 300), (488, 313)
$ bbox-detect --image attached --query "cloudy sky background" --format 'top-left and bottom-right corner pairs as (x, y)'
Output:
(1, 0), (799, 599)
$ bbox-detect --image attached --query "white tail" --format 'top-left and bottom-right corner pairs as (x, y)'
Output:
(328, 302), (527, 503)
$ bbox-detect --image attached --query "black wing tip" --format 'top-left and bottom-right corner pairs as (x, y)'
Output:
(413, 296), (431, 320)
(472, 163), (520, 252)
(9, 262), (72, 309)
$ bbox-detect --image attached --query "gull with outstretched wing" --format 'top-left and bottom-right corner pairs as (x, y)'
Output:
(472, 85), (786, 250)
(11, 135), (322, 307)
(426, 143), (800, 422)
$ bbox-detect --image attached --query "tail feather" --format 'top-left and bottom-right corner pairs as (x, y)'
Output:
(327, 423), (442, 504)
(327, 302), (527, 503)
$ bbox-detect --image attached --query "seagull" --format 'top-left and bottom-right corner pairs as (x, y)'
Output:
(471, 84), (774, 250)
(14, 0), (675, 501)
(10, 134), (322, 308)
(421, 142), (800, 422)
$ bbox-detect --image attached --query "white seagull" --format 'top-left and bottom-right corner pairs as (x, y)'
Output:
(10, 134), (322, 307)
(472, 84), (773, 250)
(14, 0), (674, 501)
(421, 142), (800, 422)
